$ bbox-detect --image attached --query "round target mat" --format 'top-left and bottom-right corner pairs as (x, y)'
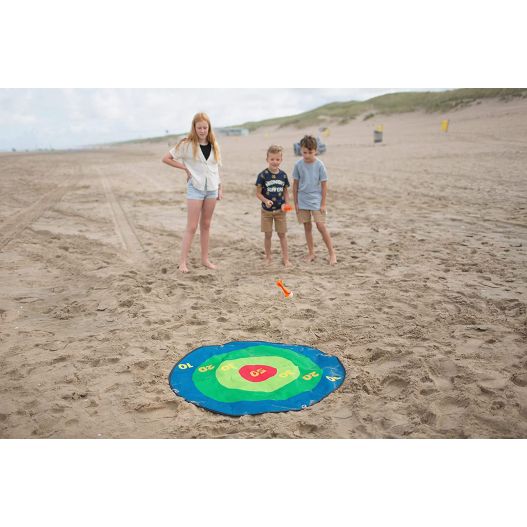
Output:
(168, 341), (346, 416)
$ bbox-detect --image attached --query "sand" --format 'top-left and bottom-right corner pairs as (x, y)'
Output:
(1, 98), (526, 438)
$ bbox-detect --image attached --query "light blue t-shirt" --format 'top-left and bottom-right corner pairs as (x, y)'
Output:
(292, 158), (328, 210)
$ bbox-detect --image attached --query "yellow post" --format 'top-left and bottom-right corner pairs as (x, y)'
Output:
(441, 119), (449, 132)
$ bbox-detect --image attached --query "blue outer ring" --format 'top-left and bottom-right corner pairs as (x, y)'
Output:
(168, 341), (346, 416)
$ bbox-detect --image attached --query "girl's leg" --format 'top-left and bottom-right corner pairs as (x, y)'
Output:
(199, 198), (218, 269)
(179, 200), (203, 272)
(277, 232), (291, 266)
(303, 222), (315, 262)
(264, 232), (272, 263)
(315, 222), (337, 264)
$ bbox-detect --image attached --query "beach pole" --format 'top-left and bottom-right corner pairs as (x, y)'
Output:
(374, 124), (384, 144)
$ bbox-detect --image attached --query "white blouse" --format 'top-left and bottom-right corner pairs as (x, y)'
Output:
(169, 141), (221, 191)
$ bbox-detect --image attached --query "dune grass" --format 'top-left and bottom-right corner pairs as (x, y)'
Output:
(238, 88), (527, 131)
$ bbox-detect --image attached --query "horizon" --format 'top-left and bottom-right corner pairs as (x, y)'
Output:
(0, 88), (450, 152)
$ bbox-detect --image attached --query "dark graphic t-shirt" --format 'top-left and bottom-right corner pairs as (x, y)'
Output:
(255, 169), (290, 211)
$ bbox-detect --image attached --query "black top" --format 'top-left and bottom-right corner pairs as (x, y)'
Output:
(200, 143), (212, 160)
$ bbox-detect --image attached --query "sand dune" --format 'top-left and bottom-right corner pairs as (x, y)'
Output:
(1, 98), (526, 438)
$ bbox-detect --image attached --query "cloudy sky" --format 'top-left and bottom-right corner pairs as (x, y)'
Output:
(0, 88), (447, 151)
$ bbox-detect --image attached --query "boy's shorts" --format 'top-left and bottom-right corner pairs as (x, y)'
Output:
(261, 209), (287, 233)
(296, 209), (326, 224)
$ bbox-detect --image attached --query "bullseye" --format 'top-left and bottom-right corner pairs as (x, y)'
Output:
(239, 364), (277, 382)
(168, 341), (346, 416)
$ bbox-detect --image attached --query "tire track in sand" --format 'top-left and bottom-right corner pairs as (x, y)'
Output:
(0, 168), (79, 250)
(96, 166), (147, 264)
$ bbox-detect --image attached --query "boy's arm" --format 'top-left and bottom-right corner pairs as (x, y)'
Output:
(320, 180), (328, 213)
(293, 180), (299, 209)
(256, 185), (273, 208)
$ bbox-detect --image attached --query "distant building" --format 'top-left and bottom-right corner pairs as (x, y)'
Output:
(219, 127), (249, 137)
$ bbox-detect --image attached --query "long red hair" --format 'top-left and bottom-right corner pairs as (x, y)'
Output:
(176, 112), (221, 164)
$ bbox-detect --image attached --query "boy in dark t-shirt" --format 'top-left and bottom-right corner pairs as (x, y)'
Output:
(255, 145), (291, 266)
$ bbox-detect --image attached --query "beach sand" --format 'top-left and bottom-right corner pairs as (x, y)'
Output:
(1, 98), (526, 438)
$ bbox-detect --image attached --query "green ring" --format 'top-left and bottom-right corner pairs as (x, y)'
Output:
(192, 344), (323, 403)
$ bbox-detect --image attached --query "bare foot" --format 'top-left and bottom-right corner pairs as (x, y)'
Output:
(283, 260), (292, 268)
(304, 254), (315, 263)
(264, 256), (272, 265)
(178, 263), (189, 273)
(202, 260), (218, 270)
(329, 252), (337, 265)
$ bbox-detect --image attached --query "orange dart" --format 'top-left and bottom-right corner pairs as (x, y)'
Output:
(276, 279), (293, 298)
(281, 203), (294, 212)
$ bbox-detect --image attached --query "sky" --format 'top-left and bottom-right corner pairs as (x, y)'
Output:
(0, 88), (446, 151)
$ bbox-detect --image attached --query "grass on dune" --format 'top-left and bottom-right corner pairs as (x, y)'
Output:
(238, 88), (527, 131)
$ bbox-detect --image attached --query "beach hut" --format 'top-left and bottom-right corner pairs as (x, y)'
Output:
(220, 127), (249, 136)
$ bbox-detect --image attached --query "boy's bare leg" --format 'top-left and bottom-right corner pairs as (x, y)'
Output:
(316, 222), (337, 264)
(264, 232), (272, 264)
(277, 232), (291, 267)
(303, 222), (315, 262)
(179, 200), (203, 272)
(200, 198), (218, 269)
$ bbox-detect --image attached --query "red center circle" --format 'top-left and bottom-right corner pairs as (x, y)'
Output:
(239, 364), (277, 382)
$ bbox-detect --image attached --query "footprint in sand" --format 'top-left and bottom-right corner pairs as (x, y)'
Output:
(151, 330), (171, 340)
(369, 348), (389, 362)
(511, 372), (527, 387)
(133, 360), (149, 370)
(491, 400), (505, 411)
(419, 410), (437, 425)
(381, 374), (410, 396)
(297, 422), (320, 435)
(420, 387), (438, 396)
(51, 355), (70, 365)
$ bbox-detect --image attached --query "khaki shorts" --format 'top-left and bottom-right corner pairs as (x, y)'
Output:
(296, 209), (326, 224)
(261, 209), (287, 233)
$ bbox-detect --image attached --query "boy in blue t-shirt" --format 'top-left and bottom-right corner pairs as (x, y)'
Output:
(293, 135), (337, 264)
(255, 145), (291, 266)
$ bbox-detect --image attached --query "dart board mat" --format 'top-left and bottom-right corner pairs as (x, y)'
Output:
(168, 341), (346, 416)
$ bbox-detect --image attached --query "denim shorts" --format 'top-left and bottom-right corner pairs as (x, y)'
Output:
(186, 180), (218, 200)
